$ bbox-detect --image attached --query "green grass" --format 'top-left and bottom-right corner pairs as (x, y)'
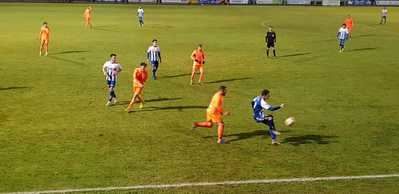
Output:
(1, 3), (399, 193)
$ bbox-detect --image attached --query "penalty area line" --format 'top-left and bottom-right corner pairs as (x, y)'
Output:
(6, 173), (399, 194)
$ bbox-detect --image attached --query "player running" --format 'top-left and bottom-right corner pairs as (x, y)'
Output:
(147, 39), (162, 80)
(126, 62), (148, 112)
(190, 44), (206, 85)
(265, 26), (277, 57)
(252, 89), (284, 145)
(137, 7), (144, 27)
(102, 54), (122, 106)
(380, 7), (388, 24)
(337, 24), (349, 53)
(344, 15), (354, 38)
(83, 6), (93, 29)
(192, 86), (229, 144)
(39, 22), (50, 56)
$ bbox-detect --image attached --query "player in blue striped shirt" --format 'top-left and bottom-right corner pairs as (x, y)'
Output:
(102, 54), (122, 106)
(252, 89), (284, 145)
(337, 24), (349, 53)
(147, 39), (162, 80)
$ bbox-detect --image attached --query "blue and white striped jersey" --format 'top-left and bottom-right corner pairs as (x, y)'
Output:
(252, 96), (272, 121)
(338, 27), (349, 40)
(147, 46), (161, 62)
(102, 61), (122, 81)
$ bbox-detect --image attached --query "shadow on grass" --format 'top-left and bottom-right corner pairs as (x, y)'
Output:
(0, 86), (30, 91)
(116, 97), (183, 106)
(52, 50), (89, 55)
(206, 77), (251, 84)
(281, 135), (338, 146)
(48, 56), (86, 65)
(161, 73), (191, 79)
(93, 26), (120, 32)
(278, 52), (312, 58)
(223, 130), (267, 143)
(346, 47), (377, 52)
(129, 105), (207, 113)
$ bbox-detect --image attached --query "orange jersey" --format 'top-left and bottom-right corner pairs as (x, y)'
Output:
(84, 8), (92, 18)
(191, 49), (205, 64)
(207, 91), (224, 115)
(133, 68), (148, 87)
(344, 18), (353, 29)
(40, 26), (50, 40)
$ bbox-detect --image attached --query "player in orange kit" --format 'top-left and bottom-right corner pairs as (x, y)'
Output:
(344, 15), (354, 38)
(190, 44), (206, 85)
(83, 6), (93, 29)
(192, 86), (230, 144)
(126, 62), (148, 112)
(39, 22), (50, 56)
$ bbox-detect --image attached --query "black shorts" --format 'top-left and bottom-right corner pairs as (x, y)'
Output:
(267, 42), (275, 48)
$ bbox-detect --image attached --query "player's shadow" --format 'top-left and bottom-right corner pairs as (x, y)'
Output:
(203, 129), (293, 143)
(223, 130), (267, 143)
(346, 47), (377, 52)
(206, 77), (251, 84)
(129, 105), (207, 113)
(281, 135), (338, 146)
(162, 73), (191, 79)
(49, 56), (86, 66)
(117, 97), (182, 106)
(0, 86), (30, 91)
(51, 50), (89, 55)
(278, 52), (311, 58)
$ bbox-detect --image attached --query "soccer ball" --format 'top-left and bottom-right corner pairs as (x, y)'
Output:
(284, 117), (295, 126)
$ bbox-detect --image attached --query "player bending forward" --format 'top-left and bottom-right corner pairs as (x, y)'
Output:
(126, 62), (148, 112)
(252, 89), (284, 145)
(193, 86), (229, 144)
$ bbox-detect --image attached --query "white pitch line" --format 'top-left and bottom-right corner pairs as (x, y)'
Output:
(6, 174), (399, 194)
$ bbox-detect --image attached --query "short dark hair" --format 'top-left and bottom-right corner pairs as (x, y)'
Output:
(198, 44), (202, 48)
(43, 22), (48, 25)
(140, 62), (147, 67)
(261, 89), (270, 96)
(342, 23), (347, 26)
(110, 53), (117, 57)
(152, 39), (157, 42)
(219, 86), (227, 91)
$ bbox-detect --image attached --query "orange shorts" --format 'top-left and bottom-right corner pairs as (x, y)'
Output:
(206, 109), (222, 123)
(41, 39), (49, 46)
(133, 86), (144, 96)
(193, 62), (203, 71)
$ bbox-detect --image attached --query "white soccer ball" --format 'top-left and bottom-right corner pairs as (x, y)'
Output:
(284, 117), (295, 126)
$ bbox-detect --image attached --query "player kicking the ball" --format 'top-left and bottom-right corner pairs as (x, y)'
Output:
(252, 89), (284, 145)
(126, 62), (148, 112)
(192, 86), (229, 144)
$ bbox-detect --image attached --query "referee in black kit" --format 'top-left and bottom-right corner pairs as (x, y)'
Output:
(265, 26), (277, 57)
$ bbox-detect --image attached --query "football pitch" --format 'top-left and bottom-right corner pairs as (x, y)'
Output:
(1, 3), (399, 193)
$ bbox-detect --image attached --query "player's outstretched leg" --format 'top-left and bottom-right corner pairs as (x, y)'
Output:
(192, 121), (213, 129)
(263, 115), (280, 145)
(272, 48), (276, 57)
(107, 87), (115, 106)
(266, 48), (270, 57)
